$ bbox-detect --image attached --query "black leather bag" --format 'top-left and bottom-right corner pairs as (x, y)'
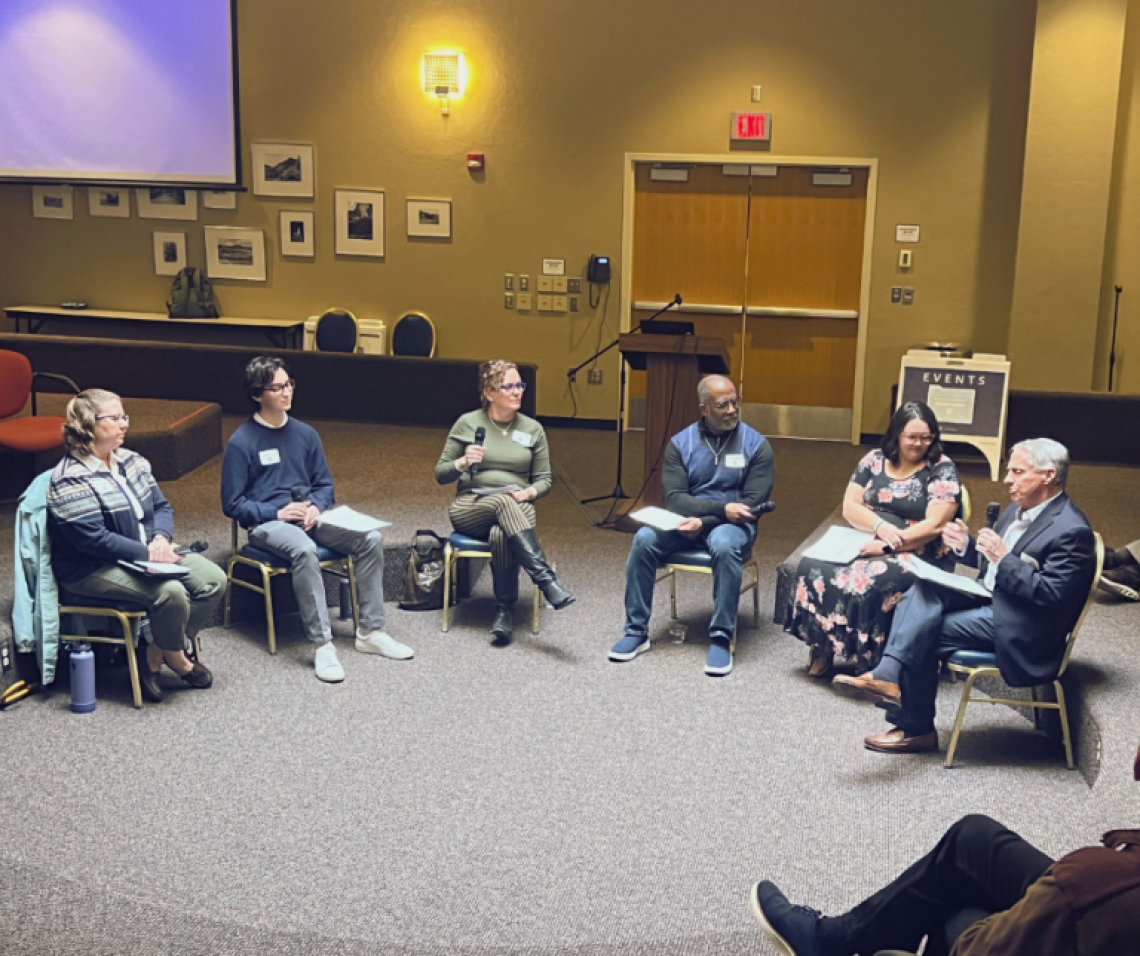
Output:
(398, 530), (446, 611)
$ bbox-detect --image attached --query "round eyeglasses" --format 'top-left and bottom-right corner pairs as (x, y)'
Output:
(499, 382), (528, 393)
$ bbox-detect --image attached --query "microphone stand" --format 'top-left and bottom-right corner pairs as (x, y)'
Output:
(1109, 285), (1122, 392)
(568, 295), (684, 507)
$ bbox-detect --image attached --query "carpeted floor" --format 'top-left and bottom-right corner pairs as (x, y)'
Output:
(1, 423), (1138, 955)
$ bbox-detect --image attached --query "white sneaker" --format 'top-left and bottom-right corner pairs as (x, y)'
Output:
(355, 629), (414, 660)
(314, 643), (345, 682)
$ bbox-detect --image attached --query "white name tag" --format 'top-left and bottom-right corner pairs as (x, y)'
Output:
(725, 453), (746, 469)
(511, 430), (533, 448)
(259, 448), (281, 466)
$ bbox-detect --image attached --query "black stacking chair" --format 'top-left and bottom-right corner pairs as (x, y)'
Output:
(315, 308), (360, 353)
(391, 312), (436, 357)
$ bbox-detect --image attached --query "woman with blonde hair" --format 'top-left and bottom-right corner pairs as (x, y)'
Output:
(47, 389), (225, 702)
(435, 361), (573, 644)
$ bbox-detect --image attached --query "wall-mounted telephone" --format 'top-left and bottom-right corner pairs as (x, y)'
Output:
(587, 255), (611, 284)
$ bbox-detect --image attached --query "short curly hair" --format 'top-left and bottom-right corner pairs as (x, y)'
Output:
(479, 360), (518, 409)
(63, 389), (121, 458)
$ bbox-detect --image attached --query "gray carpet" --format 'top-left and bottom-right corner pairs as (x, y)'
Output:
(1, 423), (1138, 955)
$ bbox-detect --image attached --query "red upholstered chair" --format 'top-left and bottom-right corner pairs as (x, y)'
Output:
(0, 350), (78, 480)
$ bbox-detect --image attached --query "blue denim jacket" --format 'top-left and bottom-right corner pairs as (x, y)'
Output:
(12, 470), (60, 683)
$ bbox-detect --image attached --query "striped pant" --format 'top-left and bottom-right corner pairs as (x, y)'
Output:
(448, 492), (536, 568)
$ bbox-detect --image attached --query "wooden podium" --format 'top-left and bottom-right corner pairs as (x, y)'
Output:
(620, 333), (731, 508)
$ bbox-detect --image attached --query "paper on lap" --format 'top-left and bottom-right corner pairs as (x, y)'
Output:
(801, 526), (875, 563)
(905, 555), (992, 600)
(118, 560), (189, 577)
(629, 506), (686, 532)
(317, 505), (391, 533)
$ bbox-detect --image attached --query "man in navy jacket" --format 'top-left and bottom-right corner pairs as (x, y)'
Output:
(834, 438), (1096, 753)
(221, 356), (412, 683)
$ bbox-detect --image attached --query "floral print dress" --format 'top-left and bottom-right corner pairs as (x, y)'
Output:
(783, 450), (961, 672)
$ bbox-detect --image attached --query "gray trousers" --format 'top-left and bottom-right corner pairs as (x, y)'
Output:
(248, 520), (386, 643)
(65, 554), (227, 651)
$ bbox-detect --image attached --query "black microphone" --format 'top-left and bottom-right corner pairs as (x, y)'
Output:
(291, 486), (307, 503)
(986, 502), (1000, 529)
(174, 541), (209, 555)
(750, 501), (777, 517)
(673, 293), (683, 306)
(470, 427), (486, 475)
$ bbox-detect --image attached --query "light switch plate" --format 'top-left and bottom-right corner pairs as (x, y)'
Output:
(552, 296), (568, 312)
(537, 276), (553, 293)
(567, 278), (583, 294)
(891, 287), (902, 303)
(517, 293), (532, 310)
(537, 294), (552, 311)
(504, 293), (515, 309)
(552, 277), (568, 293)
(902, 287), (915, 305)
(519, 275), (530, 291)
(569, 296), (579, 312)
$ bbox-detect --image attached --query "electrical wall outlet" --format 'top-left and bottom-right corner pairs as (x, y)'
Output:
(569, 296), (579, 312)
(517, 293), (532, 310)
(891, 287), (902, 303)
(537, 294), (552, 311)
(537, 276), (553, 293)
(567, 277), (582, 294)
(519, 275), (530, 291)
(587, 369), (603, 385)
(504, 292), (515, 309)
(504, 273), (514, 290)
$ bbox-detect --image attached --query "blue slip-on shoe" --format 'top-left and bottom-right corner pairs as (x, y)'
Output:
(750, 881), (824, 956)
(704, 634), (733, 676)
(609, 634), (650, 662)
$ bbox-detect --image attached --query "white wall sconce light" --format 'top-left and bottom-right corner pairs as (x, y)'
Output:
(423, 52), (465, 116)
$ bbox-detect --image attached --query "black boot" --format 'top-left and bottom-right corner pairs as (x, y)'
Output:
(490, 564), (518, 645)
(507, 529), (575, 609)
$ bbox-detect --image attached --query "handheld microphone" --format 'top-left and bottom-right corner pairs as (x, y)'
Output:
(750, 501), (777, 517)
(174, 541), (209, 555)
(291, 486), (307, 503)
(470, 427), (486, 475)
(986, 502), (1001, 529)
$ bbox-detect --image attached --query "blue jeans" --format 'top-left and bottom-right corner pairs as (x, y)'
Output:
(883, 580), (994, 736)
(622, 522), (756, 641)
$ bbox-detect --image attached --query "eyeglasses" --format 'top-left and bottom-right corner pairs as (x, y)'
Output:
(263, 380), (296, 394)
(711, 398), (739, 411)
(96, 414), (130, 425)
(902, 433), (935, 443)
(499, 382), (528, 393)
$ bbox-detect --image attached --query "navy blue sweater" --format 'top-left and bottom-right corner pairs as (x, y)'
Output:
(221, 417), (335, 529)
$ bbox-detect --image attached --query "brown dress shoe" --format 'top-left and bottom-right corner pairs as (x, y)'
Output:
(833, 673), (901, 706)
(1102, 547), (1139, 572)
(864, 728), (938, 754)
(1099, 564), (1140, 601)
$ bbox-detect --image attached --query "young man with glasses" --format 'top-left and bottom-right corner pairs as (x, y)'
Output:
(222, 356), (412, 682)
(609, 375), (773, 675)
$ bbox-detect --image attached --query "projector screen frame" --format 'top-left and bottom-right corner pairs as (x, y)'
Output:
(0, 0), (245, 190)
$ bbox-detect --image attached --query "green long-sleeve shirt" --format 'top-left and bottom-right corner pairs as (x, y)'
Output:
(434, 409), (552, 498)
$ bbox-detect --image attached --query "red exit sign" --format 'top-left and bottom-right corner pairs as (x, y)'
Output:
(730, 112), (771, 141)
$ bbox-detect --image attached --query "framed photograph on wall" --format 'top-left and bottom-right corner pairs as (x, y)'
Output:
(406, 198), (452, 239)
(251, 143), (315, 198)
(136, 187), (198, 221)
(202, 190), (238, 210)
(334, 189), (384, 257)
(204, 226), (266, 281)
(88, 187), (130, 218)
(152, 231), (186, 276)
(280, 210), (315, 257)
(31, 185), (74, 219)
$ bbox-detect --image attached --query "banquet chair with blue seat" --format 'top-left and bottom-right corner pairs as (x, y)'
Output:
(223, 519), (360, 655)
(941, 532), (1103, 769)
(57, 591), (149, 709)
(390, 311), (436, 357)
(655, 545), (761, 651)
(315, 308), (360, 353)
(441, 532), (541, 634)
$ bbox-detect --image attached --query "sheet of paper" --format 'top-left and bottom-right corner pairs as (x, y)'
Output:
(117, 560), (189, 577)
(905, 555), (993, 600)
(317, 505), (392, 533)
(801, 526), (875, 564)
(629, 506), (686, 532)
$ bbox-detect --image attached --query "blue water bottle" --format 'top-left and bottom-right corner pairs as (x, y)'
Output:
(70, 642), (96, 714)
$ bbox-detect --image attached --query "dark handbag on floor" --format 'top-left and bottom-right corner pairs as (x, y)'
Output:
(398, 530), (446, 611)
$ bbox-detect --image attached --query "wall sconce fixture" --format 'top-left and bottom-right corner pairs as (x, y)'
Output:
(423, 52), (465, 116)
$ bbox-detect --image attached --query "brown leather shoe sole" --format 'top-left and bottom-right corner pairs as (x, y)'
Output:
(1099, 574), (1140, 601)
(864, 729), (938, 754)
(833, 674), (901, 706)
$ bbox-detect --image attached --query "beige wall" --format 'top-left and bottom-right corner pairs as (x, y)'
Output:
(0, 0), (1039, 429)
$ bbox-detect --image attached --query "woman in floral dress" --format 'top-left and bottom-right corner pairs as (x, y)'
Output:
(783, 402), (962, 677)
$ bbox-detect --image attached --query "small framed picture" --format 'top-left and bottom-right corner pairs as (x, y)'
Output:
(406, 198), (452, 239)
(204, 226), (267, 282)
(88, 187), (130, 218)
(251, 142), (315, 198)
(280, 210), (315, 257)
(202, 190), (238, 210)
(152, 231), (187, 276)
(136, 187), (198, 221)
(335, 188), (384, 257)
(32, 185), (74, 220)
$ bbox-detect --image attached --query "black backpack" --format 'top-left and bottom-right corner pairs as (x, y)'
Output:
(167, 267), (219, 318)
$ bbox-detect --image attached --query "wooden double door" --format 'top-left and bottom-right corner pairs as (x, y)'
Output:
(629, 162), (869, 437)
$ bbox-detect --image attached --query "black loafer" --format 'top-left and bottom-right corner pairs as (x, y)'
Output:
(138, 663), (164, 703)
(179, 662), (213, 689)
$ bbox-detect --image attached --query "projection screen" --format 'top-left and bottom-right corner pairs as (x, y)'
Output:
(0, 0), (240, 186)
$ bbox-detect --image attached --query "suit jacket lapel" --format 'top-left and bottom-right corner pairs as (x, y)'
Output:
(1012, 493), (1068, 556)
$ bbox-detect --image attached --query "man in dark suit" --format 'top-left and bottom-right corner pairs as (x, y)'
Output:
(833, 438), (1096, 754)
